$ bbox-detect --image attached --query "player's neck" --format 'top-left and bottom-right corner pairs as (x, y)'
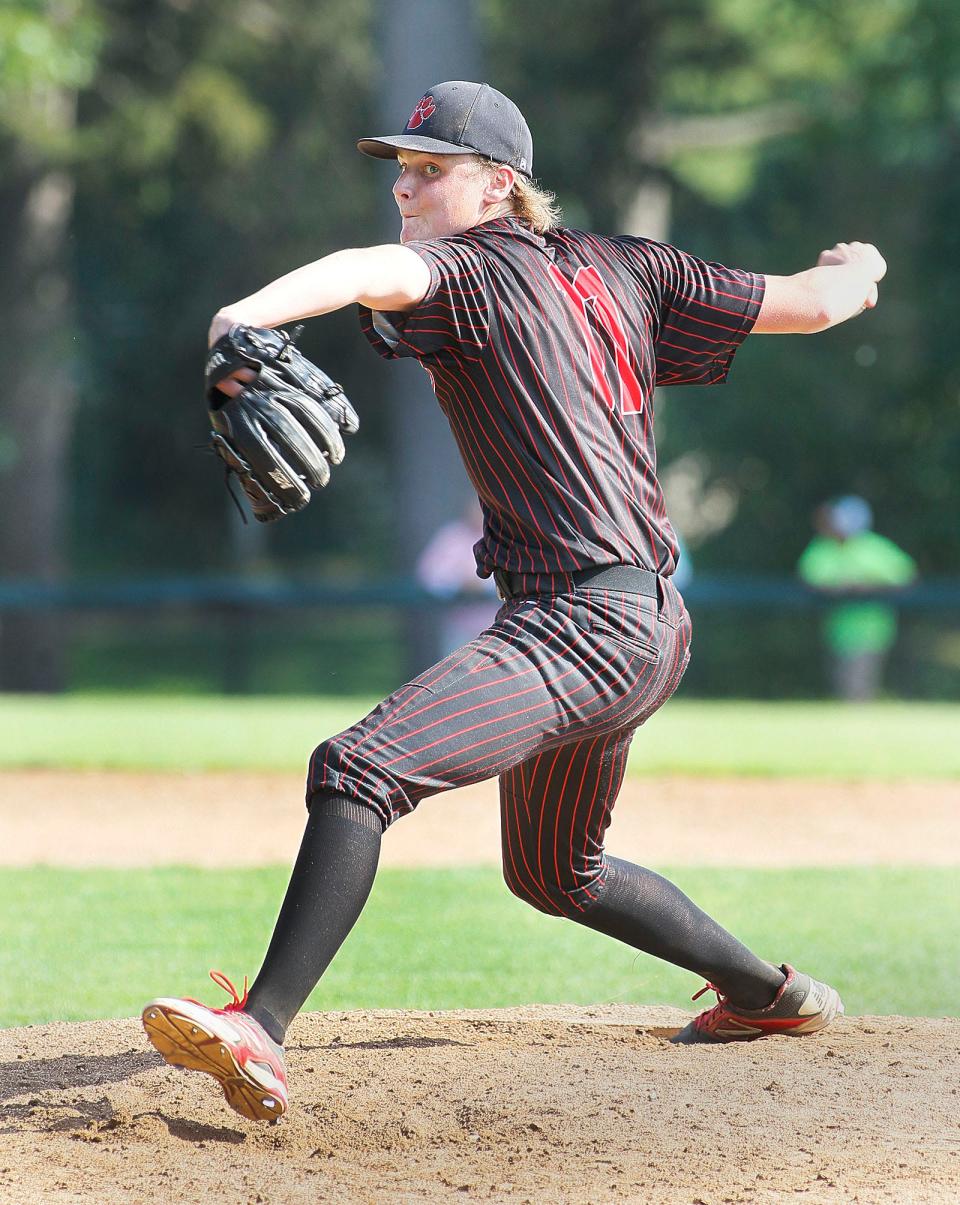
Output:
(474, 199), (517, 229)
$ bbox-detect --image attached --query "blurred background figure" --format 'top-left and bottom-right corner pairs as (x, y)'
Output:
(3, 0), (959, 700)
(672, 529), (693, 593)
(415, 498), (499, 656)
(797, 496), (917, 702)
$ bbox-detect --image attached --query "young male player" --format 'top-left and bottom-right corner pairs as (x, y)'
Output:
(143, 81), (886, 1121)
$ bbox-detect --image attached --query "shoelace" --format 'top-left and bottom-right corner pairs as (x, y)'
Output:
(692, 973), (790, 1013)
(209, 969), (250, 1012)
(691, 981), (722, 1004)
(689, 981), (728, 1031)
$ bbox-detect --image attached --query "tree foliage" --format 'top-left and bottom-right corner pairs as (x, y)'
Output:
(485, 0), (960, 573)
(1, 0), (958, 596)
(657, 0), (960, 573)
(64, 0), (383, 571)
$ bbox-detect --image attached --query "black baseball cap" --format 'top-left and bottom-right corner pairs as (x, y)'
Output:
(357, 81), (533, 177)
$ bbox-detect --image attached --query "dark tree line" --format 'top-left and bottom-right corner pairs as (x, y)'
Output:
(1, 0), (958, 689)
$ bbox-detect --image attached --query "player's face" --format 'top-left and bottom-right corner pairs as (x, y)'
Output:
(393, 151), (493, 243)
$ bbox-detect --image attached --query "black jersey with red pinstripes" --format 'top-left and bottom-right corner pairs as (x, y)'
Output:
(359, 216), (764, 588)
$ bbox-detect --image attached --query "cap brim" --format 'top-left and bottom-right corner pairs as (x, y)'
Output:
(357, 135), (477, 160)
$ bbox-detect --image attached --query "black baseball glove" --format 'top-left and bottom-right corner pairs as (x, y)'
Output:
(205, 324), (359, 522)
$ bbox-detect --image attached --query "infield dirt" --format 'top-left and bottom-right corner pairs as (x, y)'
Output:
(1, 771), (958, 1204)
(3, 769), (958, 868)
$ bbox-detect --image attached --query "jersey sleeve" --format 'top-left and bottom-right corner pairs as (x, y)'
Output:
(618, 239), (765, 387)
(358, 236), (491, 361)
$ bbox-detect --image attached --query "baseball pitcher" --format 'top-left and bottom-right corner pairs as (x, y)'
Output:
(143, 81), (886, 1122)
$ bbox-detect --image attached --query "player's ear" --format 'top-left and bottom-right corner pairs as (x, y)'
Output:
(485, 164), (516, 204)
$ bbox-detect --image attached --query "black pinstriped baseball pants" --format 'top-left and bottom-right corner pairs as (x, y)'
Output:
(307, 577), (691, 918)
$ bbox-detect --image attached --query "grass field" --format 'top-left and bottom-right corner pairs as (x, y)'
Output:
(3, 694), (956, 1028)
(2, 864), (956, 1027)
(2, 694), (960, 777)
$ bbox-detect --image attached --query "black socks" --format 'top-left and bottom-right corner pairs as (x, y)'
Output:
(244, 793), (383, 1044)
(578, 856), (785, 1009)
(242, 795), (783, 1043)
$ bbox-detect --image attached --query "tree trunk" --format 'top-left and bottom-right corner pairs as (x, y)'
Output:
(376, 0), (484, 677)
(0, 90), (78, 690)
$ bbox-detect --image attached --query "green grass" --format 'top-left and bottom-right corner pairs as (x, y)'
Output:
(2, 694), (959, 777)
(2, 865), (956, 1027)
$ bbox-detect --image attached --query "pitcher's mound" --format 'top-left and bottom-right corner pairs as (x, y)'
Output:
(1, 1005), (957, 1204)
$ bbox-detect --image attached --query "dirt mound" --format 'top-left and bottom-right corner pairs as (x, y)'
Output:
(3, 770), (957, 1200)
(2, 1006), (957, 1204)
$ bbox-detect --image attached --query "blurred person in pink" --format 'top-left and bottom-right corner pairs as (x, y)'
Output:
(415, 498), (499, 655)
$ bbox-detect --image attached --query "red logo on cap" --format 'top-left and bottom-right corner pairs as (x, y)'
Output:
(407, 95), (436, 130)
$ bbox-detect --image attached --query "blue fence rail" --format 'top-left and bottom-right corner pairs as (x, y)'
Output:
(1, 575), (956, 695)
(1, 574), (959, 611)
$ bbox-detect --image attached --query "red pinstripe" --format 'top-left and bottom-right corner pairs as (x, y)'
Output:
(340, 219), (757, 906)
(576, 736), (627, 902)
(567, 733), (606, 898)
(576, 231), (662, 558)
(534, 744), (566, 904)
(517, 254), (631, 548)
(307, 678), (429, 791)
(420, 278), (488, 300)
(475, 357), (570, 545)
(332, 598), (566, 797)
(310, 581), (692, 929)
(658, 366), (729, 387)
(347, 598), (571, 763)
(488, 288), (584, 532)
(429, 374), (532, 558)
(433, 700), (637, 796)
(363, 643), (633, 787)
(502, 726), (629, 915)
(429, 357), (555, 571)
(659, 321), (752, 351)
(552, 742), (585, 898)
(359, 219), (760, 583)
(330, 641), (482, 782)
(501, 764), (561, 914)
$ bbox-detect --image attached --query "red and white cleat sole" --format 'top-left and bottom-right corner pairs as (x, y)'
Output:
(143, 996), (288, 1122)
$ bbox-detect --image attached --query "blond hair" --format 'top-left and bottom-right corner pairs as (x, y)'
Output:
(509, 174), (563, 234)
(473, 156), (562, 234)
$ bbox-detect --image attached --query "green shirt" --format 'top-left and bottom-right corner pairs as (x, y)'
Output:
(797, 532), (916, 654)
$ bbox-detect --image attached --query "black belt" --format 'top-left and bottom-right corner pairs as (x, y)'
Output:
(493, 564), (658, 601)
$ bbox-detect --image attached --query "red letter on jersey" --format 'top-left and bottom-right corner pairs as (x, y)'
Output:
(547, 262), (644, 414)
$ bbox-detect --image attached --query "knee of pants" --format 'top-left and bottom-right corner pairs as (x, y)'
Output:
(501, 856), (604, 920)
(307, 735), (403, 830)
(307, 786), (387, 834)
